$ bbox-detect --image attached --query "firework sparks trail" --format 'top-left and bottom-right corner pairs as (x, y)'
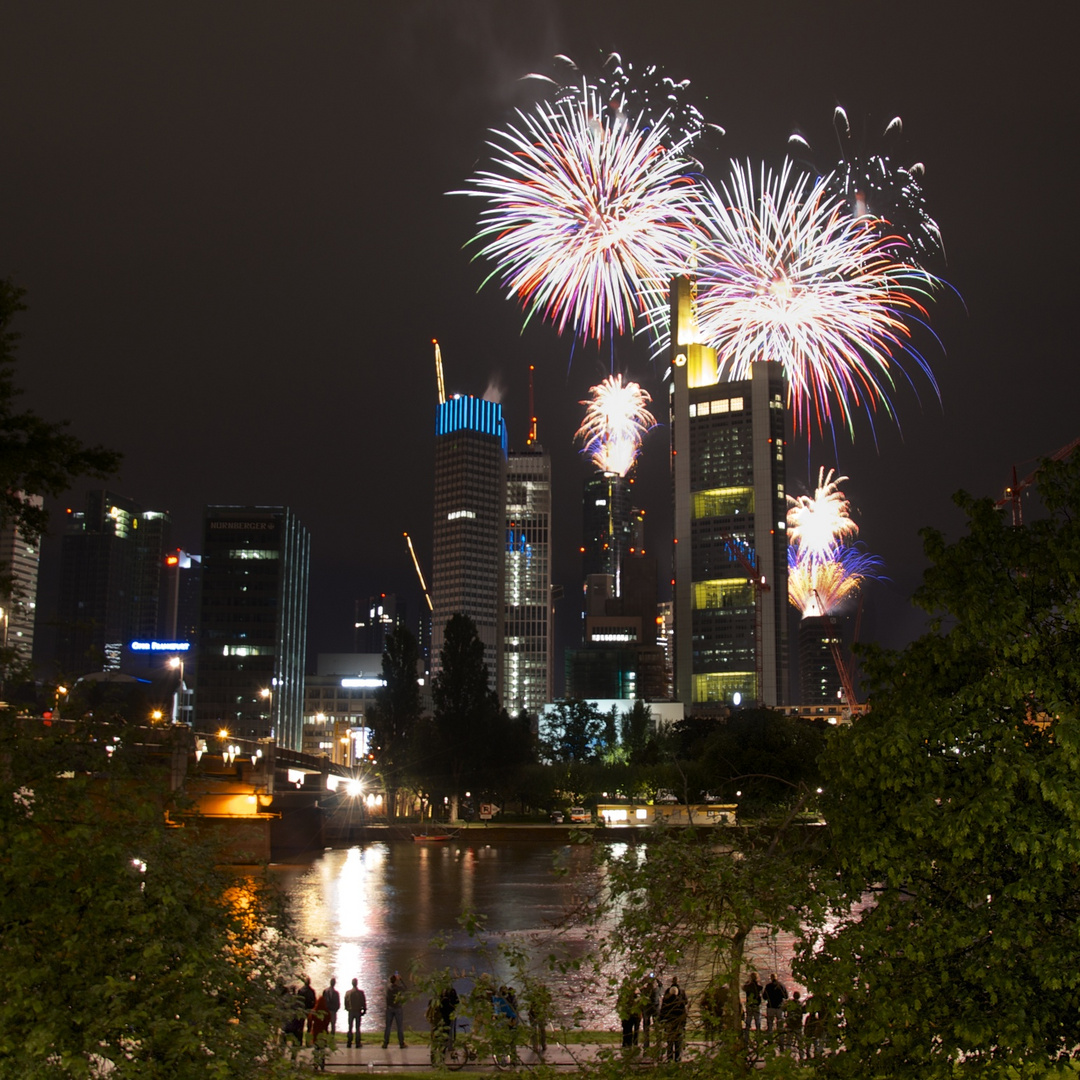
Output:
(788, 543), (883, 618)
(526, 52), (725, 152)
(575, 374), (657, 476)
(681, 158), (942, 438)
(789, 107), (944, 264)
(455, 84), (702, 345)
(786, 467), (858, 558)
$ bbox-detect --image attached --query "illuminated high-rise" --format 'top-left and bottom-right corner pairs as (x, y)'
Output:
(0, 494), (42, 671)
(431, 395), (507, 695)
(54, 491), (172, 675)
(504, 445), (552, 719)
(669, 276), (789, 707)
(195, 506), (309, 749)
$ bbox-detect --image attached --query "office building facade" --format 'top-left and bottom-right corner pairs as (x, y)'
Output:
(0, 494), (42, 672)
(431, 395), (506, 695)
(670, 276), (789, 707)
(504, 446), (552, 719)
(55, 491), (172, 675)
(195, 506), (309, 749)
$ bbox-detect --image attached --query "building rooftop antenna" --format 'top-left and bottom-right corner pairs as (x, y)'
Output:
(527, 364), (538, 446)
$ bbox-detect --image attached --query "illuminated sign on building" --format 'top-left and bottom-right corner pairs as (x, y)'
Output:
(130, 640), (192, 652)
(340, 677), (385, 688)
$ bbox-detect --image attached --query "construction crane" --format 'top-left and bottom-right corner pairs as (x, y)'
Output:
(403, 532), (433, 612)
(719, 531), (770, 705)
(997, 437), (1080, 525)
(432, 338), (446, 406)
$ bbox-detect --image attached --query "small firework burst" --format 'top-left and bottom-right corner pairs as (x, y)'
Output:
(575, 373), (657, 476)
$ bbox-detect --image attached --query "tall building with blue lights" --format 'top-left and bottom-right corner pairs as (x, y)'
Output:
(432, 395), (507, 695)
(504, 445), (552, 720)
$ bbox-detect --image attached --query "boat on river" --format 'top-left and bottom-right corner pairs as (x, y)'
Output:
(412, 832), (455, 843)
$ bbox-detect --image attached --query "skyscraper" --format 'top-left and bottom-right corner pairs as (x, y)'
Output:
(54, 491), (172, 675)
(670, 276), (789, 707)
(195, 506), (309, 749)
(504, 445), (552, 719)
(798, 614), (843, 704)
(0, 494), (42, 671)
(431, 395), (506, 694)
(581, 472), (634, 588)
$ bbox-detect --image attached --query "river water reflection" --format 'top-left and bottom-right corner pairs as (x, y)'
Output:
(274, 839), (801, 1032)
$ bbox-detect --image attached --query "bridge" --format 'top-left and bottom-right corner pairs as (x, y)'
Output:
(34, 718), (375, 860)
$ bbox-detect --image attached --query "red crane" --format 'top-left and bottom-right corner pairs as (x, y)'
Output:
(997, 437), (1080, 525)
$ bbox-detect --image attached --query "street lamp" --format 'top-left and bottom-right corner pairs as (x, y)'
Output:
(169, 656), (185, 725)
(260, 686), (273, 736)
(55, 684), (68, 720)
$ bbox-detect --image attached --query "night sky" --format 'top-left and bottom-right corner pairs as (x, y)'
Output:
(3, 3), (1077, 686)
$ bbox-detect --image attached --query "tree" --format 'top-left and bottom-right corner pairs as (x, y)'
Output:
(0, 279), (120, 688)
(0, 280), (120, 545)
(430, 614), (502, 819)
(583, 809), (829, 1073)
(619, 699), (655, 764)
(802, 456), (1080, 1077)
(0, 715), (309, 1078)
(367, 625), (423, 819)
(541, 698), (605, 764)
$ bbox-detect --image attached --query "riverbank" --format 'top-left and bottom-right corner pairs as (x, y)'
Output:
(323, 821), (730, 846)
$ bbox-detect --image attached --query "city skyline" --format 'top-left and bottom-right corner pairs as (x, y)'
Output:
(3, 3), (1077, 676)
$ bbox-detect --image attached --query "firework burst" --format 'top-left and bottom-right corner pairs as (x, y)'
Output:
(686, 158), (942, 438)
(788, 543), (883, 618)
(787, 467), (857, 558)
(456, 84), (702, 344)
(576, 373), (657, 476)
(790, 107), (943, 264)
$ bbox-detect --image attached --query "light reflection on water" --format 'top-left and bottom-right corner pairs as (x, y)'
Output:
(272, 839), (804, 1032)
(273, 840), (594, 1030)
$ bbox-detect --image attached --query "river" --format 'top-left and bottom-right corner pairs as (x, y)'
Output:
(272, 839), (801, 1033)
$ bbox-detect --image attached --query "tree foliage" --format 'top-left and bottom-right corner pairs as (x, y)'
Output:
(0, 715), (309, 1078)
(367, 625), (423, 816)
(0, 280), (120, 545)
(802, 456), (1080, 1077)
(430, 614), (505, 808)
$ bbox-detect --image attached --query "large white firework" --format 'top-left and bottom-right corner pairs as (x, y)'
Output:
(457, 85), (701, 344)
(688, 158), (941, 437)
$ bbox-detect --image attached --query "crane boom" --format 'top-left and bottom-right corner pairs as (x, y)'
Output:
(432, 338), (446, 406)
(403, 531), (433, 612)
(997, 436), (1080, 525)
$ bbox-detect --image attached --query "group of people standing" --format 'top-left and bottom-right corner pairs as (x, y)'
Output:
(743, 971), (827, 1059)
(279, 971), (411, 1068)
(617, 974), (689, 1061)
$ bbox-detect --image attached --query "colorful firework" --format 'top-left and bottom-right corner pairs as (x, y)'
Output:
(788, 543), (883, 618)
(526, 52), (724, 154)
(790, 107), (943, 265)
(686, 158), (942, 438)
(787, 467), (858, 558)
(456, 84), (702, 344)
(575, 373), (657, 476)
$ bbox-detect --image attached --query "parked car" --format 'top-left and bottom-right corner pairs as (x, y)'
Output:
(549, 810), (564, 824)
(568, 807), (590, 823)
